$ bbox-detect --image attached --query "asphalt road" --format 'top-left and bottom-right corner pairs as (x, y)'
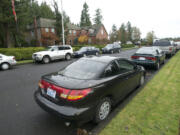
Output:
(0, 48), (157, 135)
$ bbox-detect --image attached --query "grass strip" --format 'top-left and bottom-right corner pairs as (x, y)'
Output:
(99, 52), (180, 135)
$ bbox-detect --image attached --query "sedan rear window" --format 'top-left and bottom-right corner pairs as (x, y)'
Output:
(153, 41), (171, 46)
(136, 48), (156, 55)
(58, 59), (106, 79)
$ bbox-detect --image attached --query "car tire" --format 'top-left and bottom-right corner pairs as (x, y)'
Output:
(42, 56), (50, 64)
(139, 75), (145, 86)
(95, 52), (99, 56)
(155, 62), (160, 70)
(65, 54), (71, 60)
(110, 50), (113, 54)
(94, 97), (111, 123)
(1, 63), (10, 70)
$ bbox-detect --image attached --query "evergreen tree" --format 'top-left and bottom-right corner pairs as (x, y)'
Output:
(110, 24), (118, 42)
(118, 23), (127, 44)
(80, 2), (91, 27)
(93, 8), (103, 25)
(126, 21), (132, 41)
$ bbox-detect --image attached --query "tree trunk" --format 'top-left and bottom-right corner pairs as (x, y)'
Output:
(4, 23), (11, 48)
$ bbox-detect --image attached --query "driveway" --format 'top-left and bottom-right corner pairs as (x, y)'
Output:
(0, 48), (157, 135)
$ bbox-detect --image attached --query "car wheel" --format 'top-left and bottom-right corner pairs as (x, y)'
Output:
(110, 50), (113, 54)
(43, 56), (50, 64)
(162, 59), (165, 64)
(118, 49), (121, 53)
(139, 75), (145, 86)
(94, 97), (111, 123)
(65, 54), (71, 60)
(1, 63), (10, 70)
(83, 54), (87, 57)
(95, 52), (99, 56)
(155, 62), (160, 70)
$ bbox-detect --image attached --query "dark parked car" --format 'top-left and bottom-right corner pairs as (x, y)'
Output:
(131, 47), (165, 70)
(34, 56), (145, 125)
(102, 43), (121, 54)
(73, 46), (100, 58)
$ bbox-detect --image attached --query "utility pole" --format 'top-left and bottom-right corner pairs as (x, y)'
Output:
(61, 0), (65, 45)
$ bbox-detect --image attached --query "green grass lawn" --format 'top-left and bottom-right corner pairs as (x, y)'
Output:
(99, 52), (180, 135)
(17, 60), (33, 65)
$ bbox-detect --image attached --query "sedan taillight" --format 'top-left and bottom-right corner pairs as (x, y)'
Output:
(67, 89), (91, 101)
(131, 56), (139, 59)
(145, 57), (156, 61)
(39, 80), (91, 101)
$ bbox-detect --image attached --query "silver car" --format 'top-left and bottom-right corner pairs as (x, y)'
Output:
(153, 40), (175, 57)
(0, 54), (17, 70)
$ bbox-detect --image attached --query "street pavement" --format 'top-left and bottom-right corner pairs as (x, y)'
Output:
(0, 48), (152, 135)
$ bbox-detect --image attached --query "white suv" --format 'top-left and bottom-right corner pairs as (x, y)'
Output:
(32, 45), (73, 64)
(0, 54), (17, 70)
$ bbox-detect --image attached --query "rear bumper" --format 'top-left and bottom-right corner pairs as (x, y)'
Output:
(132, 60), (156, 67)
(34, 91), (95, 122)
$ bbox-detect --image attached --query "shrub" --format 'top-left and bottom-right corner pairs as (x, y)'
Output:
(0, 47), (45, 61)
(121, 44), (135, 48)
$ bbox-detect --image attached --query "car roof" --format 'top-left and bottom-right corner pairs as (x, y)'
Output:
(140, 47), (159, 50)
(81, 56), (120, 63)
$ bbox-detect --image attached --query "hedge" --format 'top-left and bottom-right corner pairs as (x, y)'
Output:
(0, 44), (135, 61)
(0, 47), (45, 61)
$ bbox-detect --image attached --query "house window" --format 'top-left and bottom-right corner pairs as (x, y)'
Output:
(89, 29), (94, 34)
(31, 31), (34, 37)
(69, 30), (72, 34)
(73, 30), (76, 35)
(101, 29), (104, 35)
(45, 28), (49, 33)
(88, 38), (92, 44)
(51, 28), (55, 33)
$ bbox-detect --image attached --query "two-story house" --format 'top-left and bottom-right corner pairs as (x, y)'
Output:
(66, 23), (108, 45)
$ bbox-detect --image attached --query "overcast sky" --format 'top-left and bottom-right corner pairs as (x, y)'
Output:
(39, 0), (180, 38)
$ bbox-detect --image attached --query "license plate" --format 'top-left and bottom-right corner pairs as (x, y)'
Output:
(139, 57), (145, 60)
(47, 88), (56, 98)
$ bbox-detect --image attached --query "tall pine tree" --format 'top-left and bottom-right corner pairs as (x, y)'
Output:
(93, 8), (103, 25)
(80, 2), (91, 27)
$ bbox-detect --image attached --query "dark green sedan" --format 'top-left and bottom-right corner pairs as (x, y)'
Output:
(131, 47), (165, 70)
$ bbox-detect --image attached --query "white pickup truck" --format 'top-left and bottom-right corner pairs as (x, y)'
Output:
(32, 45), (73, 64)
(153, 40), (176, 57)
(0, 54), (17, 70)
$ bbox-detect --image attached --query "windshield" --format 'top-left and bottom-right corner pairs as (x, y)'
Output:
(79, 47), (88, 52)
(58, 59), (106, 79)
(105, 44), (113, 49)
(136, 48), (156, 55)
(45, 47), (53, 51)
(153, 41), (171, 46)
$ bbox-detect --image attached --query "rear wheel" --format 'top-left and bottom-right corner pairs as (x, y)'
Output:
(94, 97), (111, 123)
(65, 54), (71, 60)
(139, 75), (145, 86)
(155, 62), (160, 70)
(42, 56), (50, 64)
(1, 63), (10, 70)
